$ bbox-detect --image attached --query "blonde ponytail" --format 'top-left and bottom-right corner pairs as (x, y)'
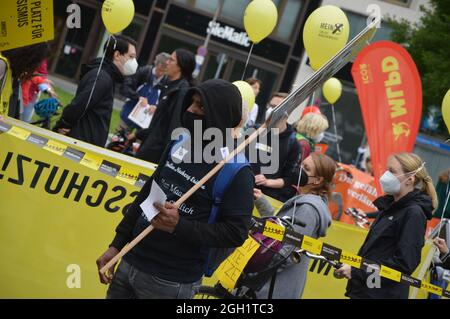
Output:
(394, 152), (438, 210)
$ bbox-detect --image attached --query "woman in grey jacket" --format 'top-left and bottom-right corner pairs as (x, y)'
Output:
(253, 153), (336, 299)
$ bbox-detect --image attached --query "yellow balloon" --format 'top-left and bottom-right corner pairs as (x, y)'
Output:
(244, 0), (278, 44)
(323, 78), (342, 104)
(233, 81), (256, 112)
(101, 0), (135, 34)
(442, 89), (450, 134)
(303, 5), (350, 70)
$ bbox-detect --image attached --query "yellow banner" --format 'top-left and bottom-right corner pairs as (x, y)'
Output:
(0, 0), (54, 51)
(0, 120), (155, 298)
(215, 237), (260, 290)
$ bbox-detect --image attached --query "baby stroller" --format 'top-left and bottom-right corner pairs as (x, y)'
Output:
(195, 216), (304, 299)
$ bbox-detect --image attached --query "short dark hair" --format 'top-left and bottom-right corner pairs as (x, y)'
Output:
(2, 42), (50, 81)
(245, 77), (262, 87)
(104, 35), (137, 62)
(271, 92), (289, 100)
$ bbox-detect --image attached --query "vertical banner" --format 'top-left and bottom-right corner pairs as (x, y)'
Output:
(0, 0), (54, 51)
(352, 41), (422, 193)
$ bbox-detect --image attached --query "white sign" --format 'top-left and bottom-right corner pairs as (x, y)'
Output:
(140, 180), (167, 222)
(206, 21), (251, 48)
(128, 102), (154, 129)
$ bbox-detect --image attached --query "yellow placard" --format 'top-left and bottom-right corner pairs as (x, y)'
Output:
(7, 126), (30, 140)
(215, 237), (260, 290)
(420, 281), (443, 296)
(339, 251), (362, 269)
(80, 153), (102, 171)
(0, 0), (54, 51)
(301, 236), (323, 255)
(262, 220), (285, 241)
(116, 167), (139, 185)
(43, 139), (67, 156)
(380, 265), (401, 282)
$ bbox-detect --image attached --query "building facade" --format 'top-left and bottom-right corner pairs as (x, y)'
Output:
(49, 0), (322, 123)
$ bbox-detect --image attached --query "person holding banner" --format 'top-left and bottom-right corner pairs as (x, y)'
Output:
(53, 35), (137, 147)
(335, 152), (438, 299)
(253, 153), (335, 298)
(433, 238), (450, 270)
(96, 79), (254, 299)
(119, 52), (170, 130)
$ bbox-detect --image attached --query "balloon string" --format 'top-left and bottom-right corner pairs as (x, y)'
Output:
(437, 178), (450, 236)
(241, 43), (254, 81)
(78, 34), (111, 122)
(331, 104), (342, 162)
(291, 165), (304, 226)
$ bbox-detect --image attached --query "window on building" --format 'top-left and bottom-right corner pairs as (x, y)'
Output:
(173, 0), (221, 15)
(345, 10), (393, 42)
(382, 0), (412, 8)
(174, 0), (303, 41)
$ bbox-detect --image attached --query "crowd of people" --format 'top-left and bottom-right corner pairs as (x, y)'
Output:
(1, 40), (449, 300)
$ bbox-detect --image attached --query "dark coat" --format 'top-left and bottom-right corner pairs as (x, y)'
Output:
(53, 58), (123, 147)
(135, 77), (190, 164)
(346, 189), (433, 299)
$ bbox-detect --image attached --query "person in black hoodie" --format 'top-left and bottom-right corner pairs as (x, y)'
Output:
(53, 35), (137, 147)
(134, 49), (195, 164)
(96, 79), (255, 299)
(335, 152), (438, 299)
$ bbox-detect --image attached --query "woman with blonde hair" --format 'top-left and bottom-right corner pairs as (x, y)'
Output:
(295, 112), (329, 161)
(335, 152), (438, 299)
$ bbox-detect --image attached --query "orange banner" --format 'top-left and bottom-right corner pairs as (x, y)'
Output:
(329, 164), (378, 225)
(352, 41), (422, 193)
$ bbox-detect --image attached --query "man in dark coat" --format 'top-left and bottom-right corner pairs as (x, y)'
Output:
(53, 35), (137, 147)
(135, 49), (195, 164)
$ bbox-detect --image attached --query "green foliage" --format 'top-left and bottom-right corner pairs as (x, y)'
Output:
(386, 0), (450, 135)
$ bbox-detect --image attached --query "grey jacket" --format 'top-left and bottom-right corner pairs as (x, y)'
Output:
(255, 194), (332, 299)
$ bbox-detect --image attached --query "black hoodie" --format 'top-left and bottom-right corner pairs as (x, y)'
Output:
(110, 79), (255, 283)
(53, 58), (123, 147)
(346, 189), (433, 299)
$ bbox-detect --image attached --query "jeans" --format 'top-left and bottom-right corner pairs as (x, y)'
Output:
(106, 260), (201, 299)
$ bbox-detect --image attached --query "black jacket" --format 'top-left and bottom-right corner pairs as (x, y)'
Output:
(53, 58), (123, 147)
(121, 65), (152, 101)
(135, 77), (190, 163)
(249, 124), (301, 202)
(111, 79), (254, 283)
(346, 189), (433, 299)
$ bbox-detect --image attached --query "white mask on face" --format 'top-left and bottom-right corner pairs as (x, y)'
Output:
(380, 171), (402, 195)
(380, 163), (426, 195)
(313, 132), (325, 143)
(123, 57), (138, 76)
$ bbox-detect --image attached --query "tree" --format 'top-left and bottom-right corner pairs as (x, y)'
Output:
(387, 0), (450, 136)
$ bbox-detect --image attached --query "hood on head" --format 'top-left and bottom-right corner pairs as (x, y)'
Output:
(181, 79), (242, 137)
(281, 194), (332, 237)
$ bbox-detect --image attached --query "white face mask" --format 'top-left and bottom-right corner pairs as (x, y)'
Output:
(123, 57), (138, 76)
(380, 171), (402, 195)
(313, 132), (325, 143)
(380, 163), (425, 195)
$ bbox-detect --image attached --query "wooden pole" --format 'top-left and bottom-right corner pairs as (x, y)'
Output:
(100, 125), (267, 275)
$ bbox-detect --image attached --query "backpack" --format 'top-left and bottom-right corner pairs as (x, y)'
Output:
(165, 133), (251, 277)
